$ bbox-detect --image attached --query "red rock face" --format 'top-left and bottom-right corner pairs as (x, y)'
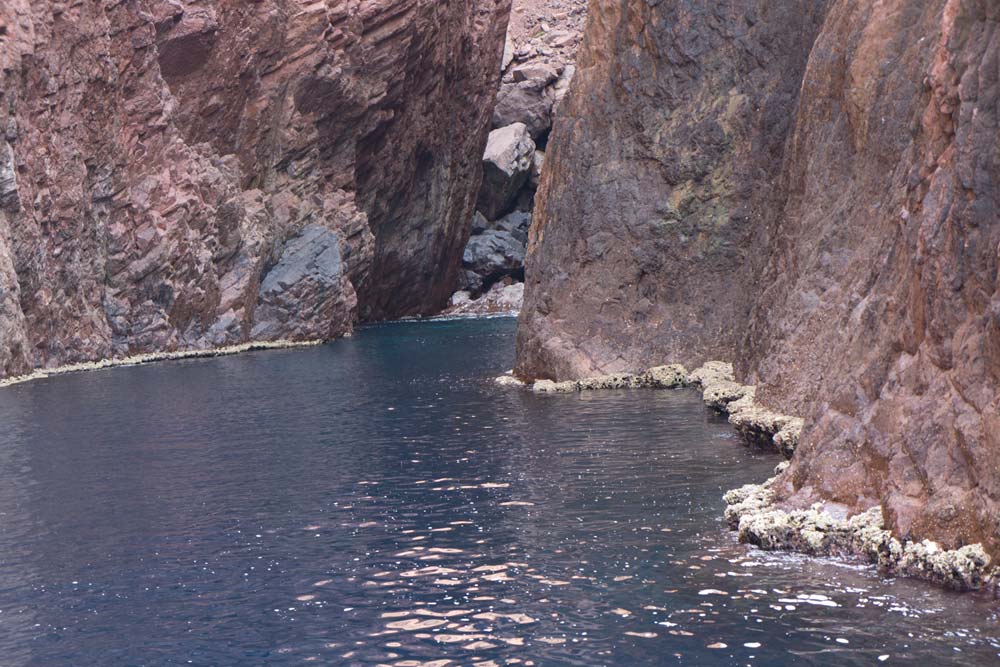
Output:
(518, 0), (1000, 555)
(743, 0), (1000, 556)
(517, 0), (830, 379)
(0, 0), (509, 376)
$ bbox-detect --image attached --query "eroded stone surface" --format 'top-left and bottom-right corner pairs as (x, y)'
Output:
(0, 0), (509, 375)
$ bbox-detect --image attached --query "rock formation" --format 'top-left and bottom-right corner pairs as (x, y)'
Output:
(517, 0), (831, 379)
(0, 0), (509, 377)
(448, 0), (587, 317)
(517, 0), (1000, 558)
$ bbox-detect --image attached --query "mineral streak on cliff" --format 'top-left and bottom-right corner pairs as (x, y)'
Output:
(518, 0), (1000, 557)
(0, 0), (509, 377)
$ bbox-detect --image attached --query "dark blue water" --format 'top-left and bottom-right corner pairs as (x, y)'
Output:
(0, 318), (997, 666)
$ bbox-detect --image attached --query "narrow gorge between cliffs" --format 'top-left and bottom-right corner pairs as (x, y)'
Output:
(1, 319), (998, 666)
(0, 0), (998, 664)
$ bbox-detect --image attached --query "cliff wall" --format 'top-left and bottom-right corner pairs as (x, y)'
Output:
(517, 0), (1000, 554)
(0, 0), (509, 376)
(517, 0), (830, 378)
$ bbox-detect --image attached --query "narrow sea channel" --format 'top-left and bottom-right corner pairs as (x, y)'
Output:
(0, 318), (996, 665)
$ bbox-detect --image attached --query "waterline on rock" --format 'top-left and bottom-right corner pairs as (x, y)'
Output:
(495, 361), (997, 592)
(0, 339), (324, 389)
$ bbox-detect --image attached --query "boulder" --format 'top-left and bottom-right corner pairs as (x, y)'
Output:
(476, 123), (535, 220)
(462, 229), (526, 283)
(470, 209), (530, 242)
(492, 81), (554, 142)
(457, 269), (485, 295)
(511, 62), (560, 84)
(493, 211), (531, 244)
(470, 210), (490, 235)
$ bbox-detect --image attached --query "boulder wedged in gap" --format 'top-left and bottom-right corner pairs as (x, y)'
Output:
(476, 123), (536, 222)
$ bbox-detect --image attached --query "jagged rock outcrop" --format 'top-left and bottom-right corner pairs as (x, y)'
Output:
(0, 0), (509, 377)
(517, 0), (1000, 558)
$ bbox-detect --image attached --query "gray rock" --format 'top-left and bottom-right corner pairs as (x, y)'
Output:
(462, 229), (526, 282)
(530, 150), (544, 189)
(251, 224), (356, 341)
(492, 80), (554, 141)
(511, 62), (559, 84)
(458, 269), (484, 295)
(470, 210), (490, 235)
(471, 209), (530, 242)
(494, 210), (531, 244)
(476, 123), (535, 220)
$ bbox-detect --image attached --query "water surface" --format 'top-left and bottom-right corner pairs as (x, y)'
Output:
(0, 318), (997, 665)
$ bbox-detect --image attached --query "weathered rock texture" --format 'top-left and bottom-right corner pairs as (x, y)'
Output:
(517, 0), (1000, 557)
(742, 0), (1000, 559)
(0, 0), (509, 377)
(518, 0), (831, 379)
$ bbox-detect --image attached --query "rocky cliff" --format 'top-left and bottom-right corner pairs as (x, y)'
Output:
(517, 0), (830, 378)
(518, 0), (1000, 556)
(0, 0), (509, 377)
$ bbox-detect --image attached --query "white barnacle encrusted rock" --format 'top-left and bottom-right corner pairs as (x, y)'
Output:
(642, 364), (689, 388)
(494, 374), (525, 387)
(531, 378), (578, 393)
(724, 472), (996, 591)
(723, 478), (777, 529)
(897, 541), (993, 591)
(703, 380), (753, 411)
(772, 418), (804, 457)
(576, 372), (643, 390)
(687, 361), (734, 387)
